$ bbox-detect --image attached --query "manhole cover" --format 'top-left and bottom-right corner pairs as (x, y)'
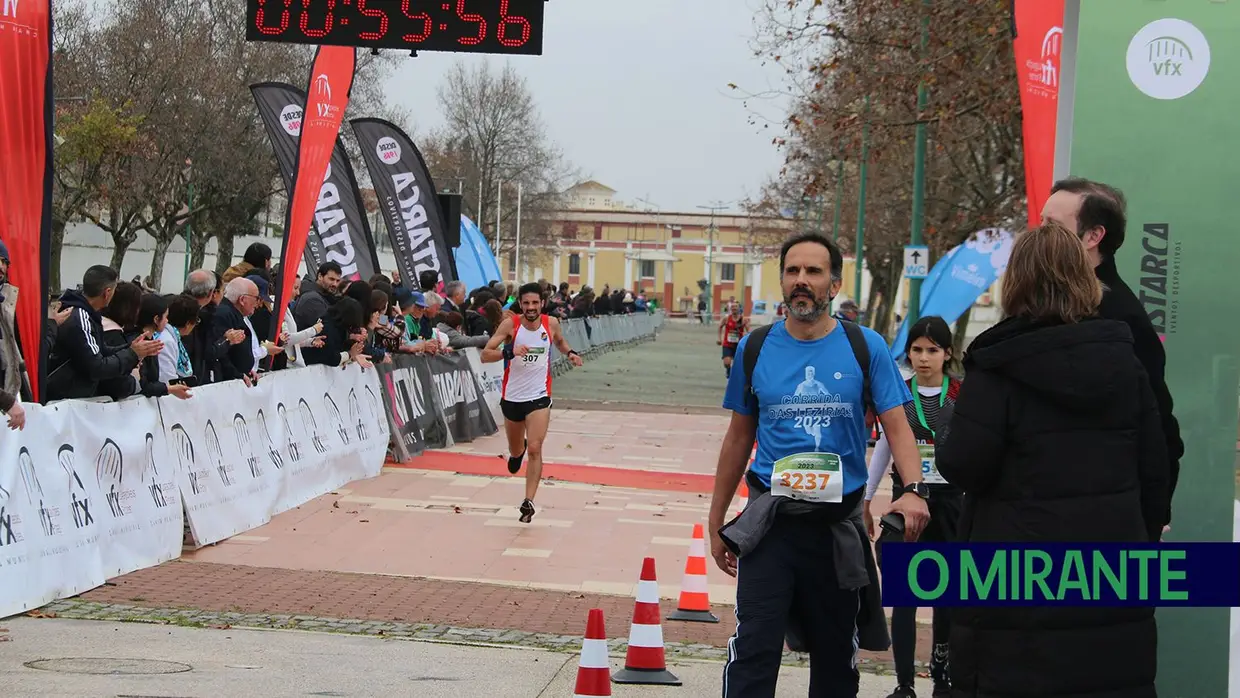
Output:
(24, 658), (193, 675)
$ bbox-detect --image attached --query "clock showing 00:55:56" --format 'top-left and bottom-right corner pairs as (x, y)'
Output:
(245, 0), (546, 55)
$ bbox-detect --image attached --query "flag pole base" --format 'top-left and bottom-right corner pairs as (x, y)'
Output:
(667, 609), (720, 623)
(611, 667), (682, 686)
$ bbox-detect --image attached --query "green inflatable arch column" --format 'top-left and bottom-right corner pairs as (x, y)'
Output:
(1055, 1), (1240, 696)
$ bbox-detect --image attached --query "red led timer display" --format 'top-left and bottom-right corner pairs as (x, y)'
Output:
(246, 0), (543, 55)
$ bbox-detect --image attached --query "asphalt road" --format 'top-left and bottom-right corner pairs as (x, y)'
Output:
(553, 318), (729, 412)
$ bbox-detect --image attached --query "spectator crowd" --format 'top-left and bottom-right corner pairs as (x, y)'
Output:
(0, 240), (652, 430)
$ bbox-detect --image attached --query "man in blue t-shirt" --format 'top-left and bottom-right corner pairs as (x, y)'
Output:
(709, 233), (931, 698)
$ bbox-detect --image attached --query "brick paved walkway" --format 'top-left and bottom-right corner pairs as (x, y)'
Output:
(72, 560), (933, 668)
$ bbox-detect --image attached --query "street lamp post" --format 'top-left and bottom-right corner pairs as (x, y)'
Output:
(183, 158), (193, 281)
(906, 0), (932, 327)
(854, 95), (872, 303)
(696, 201), (731, 322)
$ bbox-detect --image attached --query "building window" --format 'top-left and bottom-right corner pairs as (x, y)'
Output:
(720, 263), (736, 282)
(639, 260), (655, 279)
(568, 253), (581, 275)
(508, 254), (516, 272)
(671, 227), (681, 239)
(593, 224), (603, 240)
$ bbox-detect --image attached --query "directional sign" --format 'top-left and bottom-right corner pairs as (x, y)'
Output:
(903, 245), (929, 279)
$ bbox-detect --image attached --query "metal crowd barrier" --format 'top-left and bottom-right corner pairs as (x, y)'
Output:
(549, 310), (665, 377)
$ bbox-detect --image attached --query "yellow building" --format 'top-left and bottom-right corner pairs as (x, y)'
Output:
(499, 181), (868, 317)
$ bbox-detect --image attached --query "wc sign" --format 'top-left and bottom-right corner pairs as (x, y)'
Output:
(903, 245), (929, 280)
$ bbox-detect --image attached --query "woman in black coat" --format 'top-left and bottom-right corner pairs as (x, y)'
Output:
(301, 297), (369, 368)
(936, 222), (1171, 698)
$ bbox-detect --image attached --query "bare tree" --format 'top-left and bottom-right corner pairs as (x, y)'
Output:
(745, 0), (1024, 335)
(51, 0), (403, 288)
(424, 60), (578, 264)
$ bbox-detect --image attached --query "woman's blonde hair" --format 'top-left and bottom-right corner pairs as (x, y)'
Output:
(1001, 221), (1103, 323)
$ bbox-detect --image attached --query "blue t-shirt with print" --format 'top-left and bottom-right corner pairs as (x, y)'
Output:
(722, 320), (912, 493)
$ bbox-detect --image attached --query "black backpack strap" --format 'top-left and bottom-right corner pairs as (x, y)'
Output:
(742, 323), (775, 413)
(839, 320), (874, 416)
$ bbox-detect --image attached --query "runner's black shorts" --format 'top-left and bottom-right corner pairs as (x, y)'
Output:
(500, 396), (552, 422)
(722, 345), (737, 359)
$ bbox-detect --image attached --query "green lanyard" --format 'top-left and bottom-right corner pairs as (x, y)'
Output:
(911, 375), (949, 438)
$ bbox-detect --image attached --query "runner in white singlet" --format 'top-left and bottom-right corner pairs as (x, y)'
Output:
(481, 282), (584, 522)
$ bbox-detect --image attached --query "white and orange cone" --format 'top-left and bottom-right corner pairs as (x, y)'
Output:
(611, 557), (682, 685)
(574, 608), (612, 697)
(668, 523), (720, 623)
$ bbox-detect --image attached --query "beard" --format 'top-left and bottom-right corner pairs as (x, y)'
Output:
(523, 308), (541, 321)
(783, 288), (830, 322)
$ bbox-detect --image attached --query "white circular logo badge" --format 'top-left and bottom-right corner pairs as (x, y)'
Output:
(833, 372), (842, 380)
(1126, 18), (1210, 100)
(376, 136), (401, 165)
(279, 104), (303, 136)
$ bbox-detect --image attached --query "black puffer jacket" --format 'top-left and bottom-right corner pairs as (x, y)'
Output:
(936, 316), (1170, 698)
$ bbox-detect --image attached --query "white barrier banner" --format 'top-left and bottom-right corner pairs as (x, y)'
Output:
(464, 348), (503, 427)
(0, 397), (182, 618)
(161, 364), (389, 547)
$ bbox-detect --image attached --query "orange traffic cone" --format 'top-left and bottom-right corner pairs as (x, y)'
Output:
(668, 523), (719, 623)
(574, 609), (612, 697)
(612, 557), (682, 685)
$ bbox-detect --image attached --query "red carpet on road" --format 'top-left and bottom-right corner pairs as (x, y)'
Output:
(387, 451), (717, 494)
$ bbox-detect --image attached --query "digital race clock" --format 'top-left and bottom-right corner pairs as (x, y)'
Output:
(245, 0), (545, 55)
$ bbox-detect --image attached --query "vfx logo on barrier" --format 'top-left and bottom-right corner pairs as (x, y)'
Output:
(1127, 18), (1211, 100)
(277, 403), (304, 463)
(257, 409), (285, 470)
(170, 424), (206, 496)
(95, 439), (124, 519)
(299, 398), (329, 455)
(144, 432), (170, 509)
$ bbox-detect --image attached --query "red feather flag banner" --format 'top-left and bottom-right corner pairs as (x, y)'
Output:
(0, 0), (53, 402)
(1012, 0), (1065, 230)
(272, 45), (357, 338)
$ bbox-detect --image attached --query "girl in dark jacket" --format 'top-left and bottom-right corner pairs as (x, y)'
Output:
(98, 282), (149, 400)
(936, 222), (1171, 698)
(866, 315), (962, 698)
(301, 297), (369, 368)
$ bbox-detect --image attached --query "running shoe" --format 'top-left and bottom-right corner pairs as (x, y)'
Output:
(518, 498), (536, 523)
(886, 686), (916, 698)
(508, 439), (527, 474)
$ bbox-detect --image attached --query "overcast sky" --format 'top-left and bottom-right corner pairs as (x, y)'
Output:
(382, 0), (789, 214)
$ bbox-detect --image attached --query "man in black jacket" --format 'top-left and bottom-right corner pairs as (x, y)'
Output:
(212, 277), (263, 384)
(292, 261), (342, 331)
(45, 265), (163, 402)
(1042, 177), (1185, 522)
(182, 269), (244, 384)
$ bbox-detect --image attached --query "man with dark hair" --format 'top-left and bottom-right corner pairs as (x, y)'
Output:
(223, 242), (273, 283)
(709, 232), (929, 697)
(293, 261), (344, 331)
(419, 270), (440, 293)
(481, 281), (584, 523)
(46, 265), (163, 401)
(1043, 177), (1183, 524)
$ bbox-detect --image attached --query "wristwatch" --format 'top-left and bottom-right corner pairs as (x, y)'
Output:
(895, 482), (931, 500)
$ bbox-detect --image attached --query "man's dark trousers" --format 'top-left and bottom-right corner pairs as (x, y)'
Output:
(722, 514), (861, 697)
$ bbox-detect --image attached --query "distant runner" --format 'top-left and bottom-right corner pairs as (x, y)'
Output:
(718, 302), (749, 378)
(481, 282), (584, 523)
